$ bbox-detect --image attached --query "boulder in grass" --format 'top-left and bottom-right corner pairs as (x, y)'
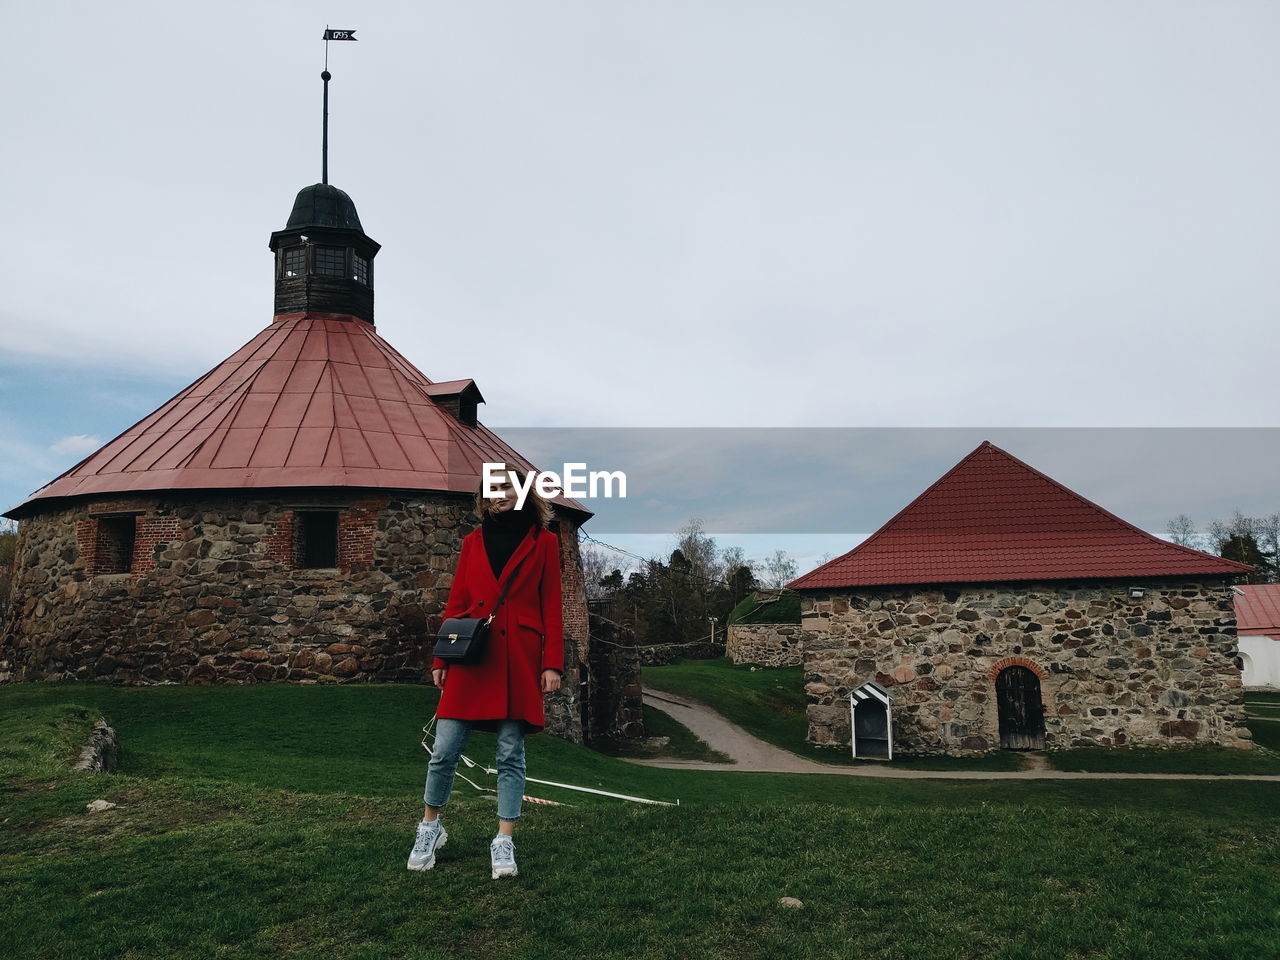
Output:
(73, 718), (118, 773)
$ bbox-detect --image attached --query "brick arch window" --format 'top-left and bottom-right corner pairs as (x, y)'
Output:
(987, 656), (1050, 683)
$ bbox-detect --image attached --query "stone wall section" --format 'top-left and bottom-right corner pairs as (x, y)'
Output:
(726, 623), (803, 667)
(545, 517), (589, 742)
(798, 578), (1252, 755)
(636, 640), (725, 666)
(2, 492), (465, 686)
(587, 638), (645, 741)
(0, 491), (592, 742)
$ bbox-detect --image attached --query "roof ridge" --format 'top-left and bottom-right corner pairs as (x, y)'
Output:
(789, 439), (997, 588)
(788, 438), (1252, 590)
(980, 440), (1254, 574)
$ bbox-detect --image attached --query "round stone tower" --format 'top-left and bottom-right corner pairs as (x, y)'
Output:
(0, 182), (593, 742)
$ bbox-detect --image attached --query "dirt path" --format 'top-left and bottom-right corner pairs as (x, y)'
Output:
(629, 690), (1280, 782)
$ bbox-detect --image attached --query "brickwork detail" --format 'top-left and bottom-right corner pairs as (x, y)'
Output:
(986, 655), (1049, 683)
(133, 516), (181, 573)
(337, 497), (383, 571)
(264, 511), (294, 565)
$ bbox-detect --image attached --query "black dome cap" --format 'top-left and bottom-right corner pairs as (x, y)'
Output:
(285, 183), (363, 231)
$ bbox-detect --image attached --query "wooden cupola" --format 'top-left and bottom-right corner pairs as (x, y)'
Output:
(269, 183), (382, 324)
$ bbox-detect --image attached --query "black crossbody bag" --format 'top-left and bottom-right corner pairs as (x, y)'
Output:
(433, 550), (531, 666)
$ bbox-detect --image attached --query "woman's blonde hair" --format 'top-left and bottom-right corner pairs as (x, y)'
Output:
(474, 461), (553, 529)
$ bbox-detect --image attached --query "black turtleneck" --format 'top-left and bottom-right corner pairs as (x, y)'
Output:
(481, 506), (536, 579)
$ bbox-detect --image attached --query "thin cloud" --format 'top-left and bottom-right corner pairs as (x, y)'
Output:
(49, 434), (102, 456)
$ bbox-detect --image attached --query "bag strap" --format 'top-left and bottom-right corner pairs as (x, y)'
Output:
(484, 530), (535, 624)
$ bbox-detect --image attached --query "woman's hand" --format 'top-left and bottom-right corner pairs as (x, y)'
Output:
(432, 667), (448, 688)
(541, 669), (561, 694)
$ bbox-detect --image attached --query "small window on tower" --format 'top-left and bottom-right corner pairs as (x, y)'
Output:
(296, 511), (339, 569)
(283, 246), (306, 278)
(353, 253), (369, 285)
(97, 515), (136, 574)
(314, 246), (346, 277)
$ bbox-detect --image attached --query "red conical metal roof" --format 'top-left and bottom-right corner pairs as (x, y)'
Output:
(7, 312), (590, 518)
(788, 440), (1253, 589)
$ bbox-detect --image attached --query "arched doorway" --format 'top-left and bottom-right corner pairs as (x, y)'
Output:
(996, 665), (1045, 750)
(1238, 651), (1254, 686)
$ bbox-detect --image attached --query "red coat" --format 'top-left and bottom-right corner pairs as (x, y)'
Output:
(431, 525), (564, 735)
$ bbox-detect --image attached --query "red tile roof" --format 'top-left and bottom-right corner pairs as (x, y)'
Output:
(1235, 584), (1280, 635)
(6, 312), (590, 519)
(787, 440), (1253, 590)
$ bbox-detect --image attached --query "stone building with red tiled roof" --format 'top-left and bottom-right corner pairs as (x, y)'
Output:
(0, 182), (609, 742)
(788, 441), (1256, 755)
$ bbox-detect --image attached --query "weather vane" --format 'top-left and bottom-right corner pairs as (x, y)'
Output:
(321, 26), (358, 185)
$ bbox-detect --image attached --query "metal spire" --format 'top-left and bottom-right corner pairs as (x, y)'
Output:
(320, 27), (358, 185)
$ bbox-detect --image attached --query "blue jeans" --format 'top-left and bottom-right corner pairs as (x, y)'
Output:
(423, 718), (526, 822)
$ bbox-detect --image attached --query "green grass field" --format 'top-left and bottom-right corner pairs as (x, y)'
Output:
(642, 658), (1280, 775)
(2, 680), (1280, 957)
(2, 680), (1278, 960)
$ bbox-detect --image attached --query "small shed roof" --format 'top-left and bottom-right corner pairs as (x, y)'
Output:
(788, 440), (1253, 590)
(851, 679), (892, 704)
(1235, 584), (1280, 636)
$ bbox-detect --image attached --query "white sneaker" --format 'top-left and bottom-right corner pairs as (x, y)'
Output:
(407, 818), (448, 871)
(490, 834), (518, 879)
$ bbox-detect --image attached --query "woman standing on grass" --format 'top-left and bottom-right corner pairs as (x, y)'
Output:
(408, 464), (564, 879)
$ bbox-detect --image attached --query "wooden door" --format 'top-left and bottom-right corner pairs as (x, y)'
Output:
(996, 666), (1045, 750)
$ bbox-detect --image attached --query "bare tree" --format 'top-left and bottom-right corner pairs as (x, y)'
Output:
(1166, 514), (1202, 550)
(579, 543), (618, 600)
(673, 518), (725, 586)
(720, 545), (749, 575)
(1257, 512), (1280, 579)
(761, 549), (798, 589)
(1202, 509), (1279, 582)
(1206, 509), (1257, 551)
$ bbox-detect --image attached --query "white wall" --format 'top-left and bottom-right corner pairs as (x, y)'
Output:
(1240, 634), (1280, 689)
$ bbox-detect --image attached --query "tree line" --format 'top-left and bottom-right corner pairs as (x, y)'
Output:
(1167, 509), (1279, 583)
(0, 518), (16, 626)
(579, 519), (805, 646)
(572, 508), (1280, 648)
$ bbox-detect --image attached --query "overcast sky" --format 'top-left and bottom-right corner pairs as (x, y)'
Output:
(2, 2), (1276, 564)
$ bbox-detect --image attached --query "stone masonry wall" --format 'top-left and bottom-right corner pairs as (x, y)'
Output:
(545, 516), (590, 742)
(0, 491), (590, 743)
(799, 578), (1252, 755)
(726, 623), (803, 667)
(635, 640), (724, 666)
